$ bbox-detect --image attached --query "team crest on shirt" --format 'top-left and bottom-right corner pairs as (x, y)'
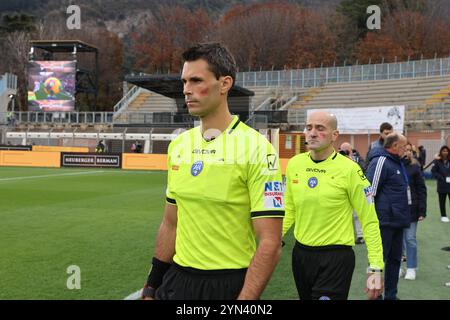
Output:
(264, 182), (284, 209)
(191, 161), (204, 177)
(308, 177), (318, 188)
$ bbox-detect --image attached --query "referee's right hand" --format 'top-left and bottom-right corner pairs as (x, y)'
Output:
(365, 272), (384, 300)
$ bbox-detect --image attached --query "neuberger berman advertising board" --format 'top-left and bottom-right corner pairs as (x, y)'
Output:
(61, 153), (122, 168)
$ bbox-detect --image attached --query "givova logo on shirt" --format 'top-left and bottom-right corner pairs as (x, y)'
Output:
(264, 182), (284, 209)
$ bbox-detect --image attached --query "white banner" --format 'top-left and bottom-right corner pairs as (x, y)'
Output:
(307, 106), (405, 134)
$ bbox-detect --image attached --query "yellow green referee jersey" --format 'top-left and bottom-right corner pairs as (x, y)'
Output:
(166, 116), (284, 270)
(283, 151), (384, 270)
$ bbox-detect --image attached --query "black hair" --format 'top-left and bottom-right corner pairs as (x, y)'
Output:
(379, 122), (393, 133)
(182, 42), (236, 85)
(439, 145), (450, 159)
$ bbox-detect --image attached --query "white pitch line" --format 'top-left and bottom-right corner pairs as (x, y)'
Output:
(124, 289), (143, 300)
(0, 170), (107, 182)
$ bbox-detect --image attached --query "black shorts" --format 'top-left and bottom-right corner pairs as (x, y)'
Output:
(292, 241), (355, 300)
(155, 263), (247, 300)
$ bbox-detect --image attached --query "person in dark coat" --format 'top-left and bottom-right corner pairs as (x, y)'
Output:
(363, 122), (393, 172)
(431, 145), (450, 223)
(399, 143), (427, 281)
(417, 145), (426, 171)
(366, 133), (410, 300)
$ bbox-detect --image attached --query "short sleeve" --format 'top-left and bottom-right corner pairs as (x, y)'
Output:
(165, 141), (177, 205)
(247, 138), (285, 219)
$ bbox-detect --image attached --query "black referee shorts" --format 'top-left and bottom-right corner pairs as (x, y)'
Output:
(292, 241), (355, 300)
(155, 263), (247, 300)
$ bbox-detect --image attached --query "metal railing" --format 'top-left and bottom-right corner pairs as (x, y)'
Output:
(236, 57), (450, 88)
(113, 85), (141, 115)
(114, 112), (195, 126)
(4, 111), (114, 125)
(0, 111), (195, 127)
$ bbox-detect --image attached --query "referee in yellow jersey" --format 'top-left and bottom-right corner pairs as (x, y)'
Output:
(283, 111), (384, 300)
(141, 43), (285, 300)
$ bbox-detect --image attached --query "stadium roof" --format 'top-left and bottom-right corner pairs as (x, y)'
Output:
(125, 74), (255, 99)
(29, 40), (98, 53)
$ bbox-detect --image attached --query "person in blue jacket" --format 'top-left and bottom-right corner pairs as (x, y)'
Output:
(366, 132), (410, 300)
(431, 145), (450, 223)
(399, 142), (427, 281)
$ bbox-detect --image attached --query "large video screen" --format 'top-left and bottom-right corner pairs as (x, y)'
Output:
(28, 61), (76, 112)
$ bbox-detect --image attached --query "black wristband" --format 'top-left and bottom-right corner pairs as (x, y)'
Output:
(146, 257), (172, 289)
(142, 285), (156, 299)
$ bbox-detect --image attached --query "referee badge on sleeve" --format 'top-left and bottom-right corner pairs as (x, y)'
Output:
(364, 186), (374, 204)
(263, 182), (284, 209)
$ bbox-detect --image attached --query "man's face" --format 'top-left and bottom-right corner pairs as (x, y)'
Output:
(380, 129), (393, 140)
(181, 59), (223, 117)
(305, 113), (338, 152)
(394, 137), (407, 157)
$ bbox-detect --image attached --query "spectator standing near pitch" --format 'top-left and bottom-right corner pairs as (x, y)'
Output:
(417, 145), (426, 171)
(363, 122), (393, 172)
(366, 133), (410, 300)
(399, 142), (427, 281)
(95, 140), (105, 153)
(431, 145), (450, 223)
(141, 43), (284, 300)
(283, 111), (384, 300)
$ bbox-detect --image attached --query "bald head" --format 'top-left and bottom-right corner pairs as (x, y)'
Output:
(384, 132), (407, 157)
(308, 111), (338, 130)
(305, 110), (339, 159)
(340, 142), (352, 151)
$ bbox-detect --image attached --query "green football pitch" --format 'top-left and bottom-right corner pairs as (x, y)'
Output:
(0, 167), (449, 300)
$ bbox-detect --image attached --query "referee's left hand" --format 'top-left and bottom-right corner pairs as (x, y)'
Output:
(365, 273), (384, 300)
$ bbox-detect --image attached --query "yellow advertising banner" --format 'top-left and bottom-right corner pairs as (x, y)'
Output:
(32, 146), (89, 153)
(0, 151), (61, 168)
(122, 154), (168, 171)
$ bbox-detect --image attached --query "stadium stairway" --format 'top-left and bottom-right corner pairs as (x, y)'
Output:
(114, 88), (177, 123)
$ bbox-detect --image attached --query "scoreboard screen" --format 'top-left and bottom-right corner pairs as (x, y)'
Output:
(28, 61), (76, 112)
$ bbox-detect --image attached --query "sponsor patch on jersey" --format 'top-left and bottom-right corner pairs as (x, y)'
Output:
(293, 179), (299, 184)
(172, 165), (179, 171)
(308, 177), (318, 188)
(265, 182), (283, 192)
(191, 161), (204, 177)
(364, 186), (374, 204)
(264, 181), (284, 209)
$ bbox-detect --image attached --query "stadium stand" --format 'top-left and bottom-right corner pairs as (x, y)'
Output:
(286, 75), (450, 127)
(4, 57), (450, 156)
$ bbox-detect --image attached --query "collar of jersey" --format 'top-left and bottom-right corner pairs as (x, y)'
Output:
(308, 150), (338, 163)
(198, 115), (240, 143)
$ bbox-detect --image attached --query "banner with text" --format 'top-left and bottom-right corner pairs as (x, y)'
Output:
(61, 153), (122, 168)
(307, 106), (405, 134)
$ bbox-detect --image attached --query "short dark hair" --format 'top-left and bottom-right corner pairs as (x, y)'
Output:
(383, 133), (400, 148)
(182, 42), (236, 85)
(379, 122), (393, 133)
